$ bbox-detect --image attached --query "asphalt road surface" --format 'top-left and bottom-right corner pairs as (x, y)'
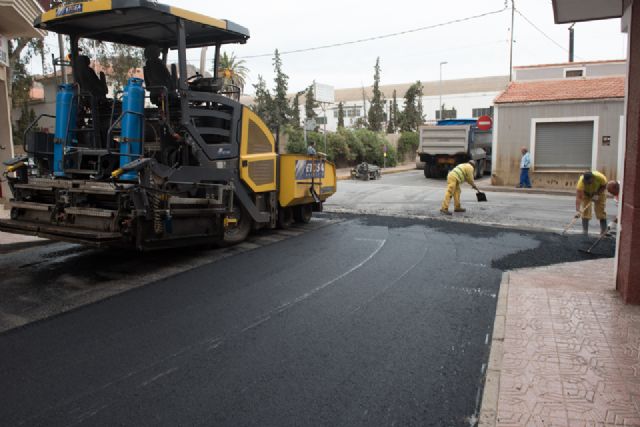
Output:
(0, 215), (614, 427)
(327, 171), (619, 233)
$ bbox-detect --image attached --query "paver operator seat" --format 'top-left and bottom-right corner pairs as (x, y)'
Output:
(143, 44), (175, 107)
(73, 55), (108, 101)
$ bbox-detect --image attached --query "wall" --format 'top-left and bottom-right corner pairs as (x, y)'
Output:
(493, 99), (625, 188)
(515, 62), (627, 81)
(617, 1), (640, 304)
(314, 91), (501, 132)
(0, 66), (12, 201)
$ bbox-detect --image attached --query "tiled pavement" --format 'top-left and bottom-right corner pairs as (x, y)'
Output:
(481, 258), (640, 426)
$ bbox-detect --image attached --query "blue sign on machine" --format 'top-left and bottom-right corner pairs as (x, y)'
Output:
(56, 3), (83, 17)
(295, 160), (325, 180)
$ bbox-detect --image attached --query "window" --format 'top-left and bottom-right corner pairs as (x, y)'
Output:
(346, 107), (362, 118)
(316, 116), (327, 125)
(532, 118), (598, 171)
(564, 67), (585, 78)
(472, 107), (494, 118)
(435, 109), (457, 120)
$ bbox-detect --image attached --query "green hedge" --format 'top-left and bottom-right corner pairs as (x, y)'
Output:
(284, 126), (396, 168)
(397, 131), (419, 161)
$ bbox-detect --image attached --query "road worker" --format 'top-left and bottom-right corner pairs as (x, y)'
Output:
(440, 160), (479, 215)
(575, 171), (615, 235)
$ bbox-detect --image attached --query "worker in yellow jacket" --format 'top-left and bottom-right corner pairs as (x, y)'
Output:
(440, 160), (479, 215)
(575, 170), (610, 235)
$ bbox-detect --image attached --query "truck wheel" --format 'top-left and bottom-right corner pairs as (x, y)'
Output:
(223, 203), (252, 244)
(294, 204), (313, 223)
(475, 160), (483, 179)
(430, 165), (440, 179)
(424, 165), (431, 178)
(277, 206), (294, 229)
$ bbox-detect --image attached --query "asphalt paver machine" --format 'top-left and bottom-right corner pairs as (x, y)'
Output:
(1, 0), (336, 249)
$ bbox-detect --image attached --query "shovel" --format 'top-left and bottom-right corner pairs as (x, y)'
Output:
(476, 191), (487, 202)
(579, 225), (612, 255)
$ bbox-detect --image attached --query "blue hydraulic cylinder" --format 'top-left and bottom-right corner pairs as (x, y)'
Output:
(119, 78), (145, 180)
(53, 84), (77, 176)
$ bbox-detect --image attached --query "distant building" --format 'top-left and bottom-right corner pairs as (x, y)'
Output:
(492, 60), (626, 189)
(309, 75), (509, 132)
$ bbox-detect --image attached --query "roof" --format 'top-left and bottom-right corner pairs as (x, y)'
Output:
(34, 0), (249, 48)
(552, 0), (624, 24)
(514, 59), (626, 70)
(494, 76), (625, 104)
(334, 75), (509, 103)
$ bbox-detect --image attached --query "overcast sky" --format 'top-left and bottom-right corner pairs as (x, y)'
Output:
(38, 0), (628, 95)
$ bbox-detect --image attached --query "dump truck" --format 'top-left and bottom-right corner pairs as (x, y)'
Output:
(1, 0), (336, 250)
(418, 119), (492, 179)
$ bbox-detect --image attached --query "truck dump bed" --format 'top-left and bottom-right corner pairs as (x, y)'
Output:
(418, 125), (470, 156)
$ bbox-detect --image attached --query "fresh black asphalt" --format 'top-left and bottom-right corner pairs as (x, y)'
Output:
(0, 214), (614, 426)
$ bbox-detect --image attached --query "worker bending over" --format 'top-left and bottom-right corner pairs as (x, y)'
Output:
(575, 171), (618, 235)
(440, 160), (479, 215)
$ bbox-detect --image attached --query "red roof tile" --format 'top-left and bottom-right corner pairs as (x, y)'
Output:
(494, 77), (625, 104)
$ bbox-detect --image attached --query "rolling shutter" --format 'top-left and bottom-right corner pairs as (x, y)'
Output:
(535, 121), (593, 169)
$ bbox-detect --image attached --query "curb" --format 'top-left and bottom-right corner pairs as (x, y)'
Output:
(337, 165), (418, 181)
(478, 272), (509, 426)
(488, 186), (575, 197)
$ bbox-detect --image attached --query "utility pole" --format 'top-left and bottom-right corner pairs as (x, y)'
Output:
(58, 33), (67, 84)
(568, 23), (575, 62)
(509, 0), (515, 82)
(439, 61), (447, 121)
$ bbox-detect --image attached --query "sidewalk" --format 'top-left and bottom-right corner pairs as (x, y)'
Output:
(336, 162), (417, 180)
(480, 258), (640, 426)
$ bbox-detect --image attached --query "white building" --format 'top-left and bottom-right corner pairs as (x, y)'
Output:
(311, 75), (509, 132)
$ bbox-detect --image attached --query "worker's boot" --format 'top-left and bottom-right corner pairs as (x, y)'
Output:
(454, 207), (466, 213)
(600, 219), (608, 236)
(582, 219), (589, 236)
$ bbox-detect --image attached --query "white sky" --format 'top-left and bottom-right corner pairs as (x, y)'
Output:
(36, 0), (628, 95)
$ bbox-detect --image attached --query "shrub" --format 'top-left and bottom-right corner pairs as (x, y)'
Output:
(397, 131), (419, 161)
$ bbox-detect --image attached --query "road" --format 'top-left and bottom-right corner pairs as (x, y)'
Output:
(0, 213), (614, 427)
(327, 170), (618, 233)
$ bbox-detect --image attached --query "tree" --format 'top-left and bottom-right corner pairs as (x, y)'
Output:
(12, 103), (36, 147)
(304, 84), (318, 120)
(9, 38), (45, 107)
(271, 49), (290, 127)
(386, 89), (398, 134)
(400, 81), (424, 132)
(337, 102), (345, 129)
(89, 41), (144, 92)
(217, 51), (249, 92)
(252, 75), (273, 126)
(367, 57), (385, 132)
(290, 92), (301, 128)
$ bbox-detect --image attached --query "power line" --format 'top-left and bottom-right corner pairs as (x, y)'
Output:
(239, 7), (508, 60)
(515, 8), (583, 60)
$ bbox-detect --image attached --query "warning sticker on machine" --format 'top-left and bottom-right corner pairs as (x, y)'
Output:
(295, 160), (325, 180)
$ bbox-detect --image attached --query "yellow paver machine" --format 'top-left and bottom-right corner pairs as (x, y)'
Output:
(1, 0), (336, 249)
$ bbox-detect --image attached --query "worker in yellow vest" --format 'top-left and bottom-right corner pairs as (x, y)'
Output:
(575, 171), (611, 235)
(440, 160), (479, 215)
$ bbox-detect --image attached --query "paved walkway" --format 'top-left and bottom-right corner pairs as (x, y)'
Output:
(481, 258), (640, 426)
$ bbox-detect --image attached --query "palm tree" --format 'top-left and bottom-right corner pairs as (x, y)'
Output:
(216, 52), (249, 93)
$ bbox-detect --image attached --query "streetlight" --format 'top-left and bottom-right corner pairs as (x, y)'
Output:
(439, 61), (448, 121)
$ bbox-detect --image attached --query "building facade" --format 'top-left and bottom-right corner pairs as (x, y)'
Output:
(302, 76), (509, 132)
(0, 0), (43, 201)
(492, 61), (626, 189)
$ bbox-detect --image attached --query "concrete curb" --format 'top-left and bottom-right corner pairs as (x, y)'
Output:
(487, 186), (575, 196)
(478, 272), (509, 426)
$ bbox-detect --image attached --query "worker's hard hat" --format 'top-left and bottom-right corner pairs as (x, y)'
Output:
(468, 160), (476, 168)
